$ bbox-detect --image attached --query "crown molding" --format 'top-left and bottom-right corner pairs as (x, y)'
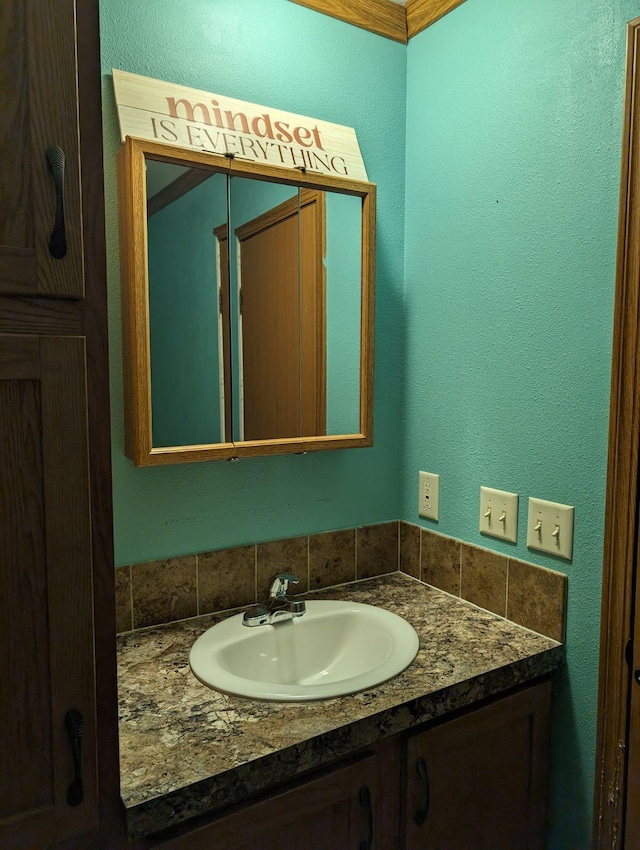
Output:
(406, 0), (467, 38)
(289, 0), (408, 43)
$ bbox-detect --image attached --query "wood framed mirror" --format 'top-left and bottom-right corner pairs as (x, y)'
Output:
(116, 136), (376, 465)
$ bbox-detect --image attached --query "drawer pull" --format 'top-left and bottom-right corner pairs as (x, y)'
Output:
(359, 784), (373, 849)
(45, 146), (67, 259)
(65, 709), (84, 806)
(414, 757), (430, 825)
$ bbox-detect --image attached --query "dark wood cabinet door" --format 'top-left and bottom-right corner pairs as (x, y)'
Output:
(0, 0), (83, 298)
(149, 754), (381, 850)
(404, 682), (551, 850)
(0, 334), (99, 847)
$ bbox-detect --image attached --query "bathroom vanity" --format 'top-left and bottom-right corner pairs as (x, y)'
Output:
(118, 574), (562, 849)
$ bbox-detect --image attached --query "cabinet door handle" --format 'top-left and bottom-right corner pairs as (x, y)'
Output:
(45, 146), (67, 259)
(414, 757), (430, 826)
(65, 709), (84, 806)
(359, 784), (374, 850)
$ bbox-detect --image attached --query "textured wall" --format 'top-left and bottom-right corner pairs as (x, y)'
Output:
(403, 1), (635, 845)
(101, 0), (635, 842)
(100, 0), (407, 565)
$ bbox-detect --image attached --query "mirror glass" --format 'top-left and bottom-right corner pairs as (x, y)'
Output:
(228, 178), (361, 443)
(117, 136), (374, 465)
(146, 159), (229, 447)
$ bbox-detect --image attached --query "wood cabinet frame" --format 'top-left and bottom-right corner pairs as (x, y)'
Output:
(594, 16), (640, 850)
(117, 136), (376, 466)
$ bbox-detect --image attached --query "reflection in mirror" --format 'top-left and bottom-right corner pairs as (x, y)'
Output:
(145, 160), (229, 447)
(228, 177), (301, 441)
(324, 191), (361, 435)
(117, 136), (375, 465)
(228, 177), (361, 442)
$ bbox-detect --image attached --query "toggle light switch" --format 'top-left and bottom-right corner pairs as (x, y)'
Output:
(479, 487), (518, 543)
(526, 497), (574, 560)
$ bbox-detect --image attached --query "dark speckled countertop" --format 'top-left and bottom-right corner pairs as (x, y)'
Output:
(117, 573), (563, 840)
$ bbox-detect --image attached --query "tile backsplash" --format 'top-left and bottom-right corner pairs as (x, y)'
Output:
(115, 520), (567, 643)
(115, 521), (399, 633)
(399, 523), (567, 643)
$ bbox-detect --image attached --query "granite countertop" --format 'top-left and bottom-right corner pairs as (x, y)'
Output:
(117, 572), (564, 839)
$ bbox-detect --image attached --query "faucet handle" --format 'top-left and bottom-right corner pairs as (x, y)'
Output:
(268, 573), (299, 599)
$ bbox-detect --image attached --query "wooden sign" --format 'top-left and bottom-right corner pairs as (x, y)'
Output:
(112, 69), (368, 181)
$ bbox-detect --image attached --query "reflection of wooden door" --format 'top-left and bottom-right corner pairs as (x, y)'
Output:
(214, 224), (232, 441)
(237, 189), (325, 441)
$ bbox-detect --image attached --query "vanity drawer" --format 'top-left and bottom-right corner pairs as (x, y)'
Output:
(144, 751), (386, 850)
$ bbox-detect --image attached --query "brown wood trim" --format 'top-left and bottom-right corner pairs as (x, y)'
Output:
(76, 0), (123, 841)
(135, 434), (371, 466)
(312, 190), (327, 432)
(118, 140), (154, 464)
(126, 137), (374, 197)
(594, 17), (640, 850)
(118, 137), (375, 466)
(147, 167), (217, 218)
(0, 296), (82, 335)
(406, 0), (467, 38)
(212, 223), (233, 441)
(360, 185), (375, 441)
(288, 0), (407, 43)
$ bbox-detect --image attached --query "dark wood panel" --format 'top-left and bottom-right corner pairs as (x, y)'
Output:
(0, 335), (100, 846)
(29, 0), (84, 298)
(0, 1), (32, 251)
(40, 336), (99, 839)
(405, 682), (550, 850)
(0, 295), (82, 335)
(0, 250), (37, 294)
(148, 754), (380, 850)
(0, 0), (83, 299)
(0, 378), (52, 819)
(0, 334), (39, 378)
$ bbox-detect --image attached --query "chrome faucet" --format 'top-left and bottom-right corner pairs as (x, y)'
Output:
(242, 573), (306, 627)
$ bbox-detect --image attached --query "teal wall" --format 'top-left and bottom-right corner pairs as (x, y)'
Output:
(325, 192), (362, 434)
(148, 173), (227, 446)
(100, 0), (636, 845)
(100, 0), (407, 563)
(403, 1), (636, 846)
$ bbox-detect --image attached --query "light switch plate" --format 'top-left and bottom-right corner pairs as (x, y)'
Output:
(526, 497), (574, 560)
(418, 471), (439, 521)
(479, 487), (518, 543)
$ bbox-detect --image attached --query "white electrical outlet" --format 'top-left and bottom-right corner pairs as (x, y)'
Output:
(479, 486), (518, 543)
(527, 497), (574, 560)
(418, 471), (439, 521)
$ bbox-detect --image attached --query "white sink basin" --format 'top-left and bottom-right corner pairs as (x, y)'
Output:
(189, 600), (419, 701)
